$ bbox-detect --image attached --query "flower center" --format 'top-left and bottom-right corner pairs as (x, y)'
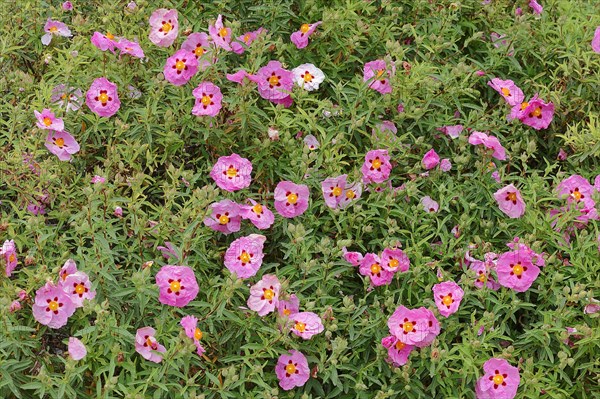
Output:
(162, 22), (172, 33)
(332, 186), (343, 197)
(226, 166), (237, 178)
(287, 193), (298, 204)
(48, 301), (59, 311)
(98, 92), (109, 104)
(532, 107), (542, 117)
(8, 253), (16, 262)
(55, 137), (65, 148)
(512, 263), (523, 276)
(239, 251), (251, 264)
(403, 322), (414, 333)
(395, 340), (405, 350)
(442, 295), (453, 306)
(376, 69), (385, 78)
(283, 308), (292, 316)
(219, 27), (228, 38)
(285, 363), (297, 374)
(106, 32), (114, 40)
(501, 87), (510, 96)
(61, 93), (68, 100)
(252, 204), (263, 214)
(507, 192), (517, 202)
(43, 117), (52, 126)
(175, 60), (185, 71)
(294, 321), (306, 332)
(388, 259), (399, 269)
(300, 24), (310, 33)
(303, 72), (313, 82)
(75, 283), (86, 295)
(194, 46), (205, 57)
(269, 75), (280, 86)
(244, 34), (251, 43)
(346, 190), (356, 199)
(493, 374), (504, 385)
(478, 273), (487, 283)
(49, 26), (58, 32)
(201, 95), (211, 106)
(218, 215), (229, 225)
(146, 337), (157, 349)
(372, 158), (382, 169)
(370, 263), (381, 274)
(520, 101), (529, 110)
(169, 280), (181, 293)
(194, 327), (203, 340)
(263, 288), (274, 300)
(571, 189), (582, 201)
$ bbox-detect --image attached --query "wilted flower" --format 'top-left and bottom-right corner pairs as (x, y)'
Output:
(440, 158), (452, 172)
(91, 32), (117, 53)
(116, 39), (145, 58)
(342, 247), (363, 266)
(303, 134), (320, 150)
(62, 1), (73, 11)
(9, 300), (21, 313)
(148, 9), (178, 47)
(155, 265), (199, 307)
(114, 206), (123, 217)
(421, 196), (439, 213)
(437, 124), (463, 139)
(51, 85), (83, 112)
(135, 327), (166, 363)
(529, 0), (543, 14)
(290, 22), (322, 49)
(275, 350), (310, 390)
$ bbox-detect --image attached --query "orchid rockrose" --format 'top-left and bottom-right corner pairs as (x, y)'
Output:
(275, 350), (310, 390)
(519, 96), (554, 130)
(361, 149), (392, 183)
(593, 27), (600, 53)
(274, 181), (310, 218)
(303, 134), (320, 150)
(52, 84), (83, 112)
(342, 247), (363, 267)
(437, 124), (464, 139)
(292, 63), (326, 91)
(91, 32), (117, 52)
(86, 77), (120, 117)
(181, 33), (213, 70)
(290, 21), (322, 49)
(231, 28), (266, 54)
(381, 248), (409, 273)
(496, 250), (540, 292)
(135, 327), (166, 363)
(203, 199), (242, 234)
(116, 39), (145, 58)
(421, 196), (439, 213)
(277, 294), (300, 318)
(192, 81), (222, 117)
(494, 184), (526, 218)
(381, 335), (414, 367)
(339, 182), (362, 209)
(155, 265), (199, 307)
(529, 0), (543, 14)
(68, 337), (87, 360)
(363, 59), (394, 94)
(42, 19), (72, 46)
(321, 174), (348, 209)
(180, 315), (206, 356)
(557, 174), (594, 205)
(247, 274), (280, 316)
(59, 259), (78, 282)
(466, 252), (501, 290)
(35, 109), (64, 131)
(387, 305), (441, 348)
(209, 153), (251, 191)
(255, 61), (294, 104)
(61, 271), (96, 308)
(290, 312), (324, 339)
(1, 240), (18, 277)
(45, 130), (80, 161)
(148, 8), (178, 47)
(32, 282), (76, 329)
(359, 253), (394, 286)
(240, 199), (275, 230)
(432, 281), (464, 317)
(422, 148), (440, 170)
(224, 234), (266, 279)
(209, 14), (232, 51)
(487, 78), (524, 106)
(164, 49), (198, 86)
(468, 131), (507, 160)
(475, 358), (520, 399)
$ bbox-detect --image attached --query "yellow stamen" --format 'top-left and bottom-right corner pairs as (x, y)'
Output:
(106, 32), (114, 40)
(252, 204), (263, 214)
(300, 24), (310, 34)
(285, 363), (297, 374)
(194, 46), (205, 57)
(49, 26), (58, 33)
(395, 340), (405, 350)
(263, 289), (274, 300)
(294, 321), (306, 332)
(346, 190), (356, 199)
(571, 190), (582, 201)
(55, 138), (65, 148)
(388, 259), (399, 269)
(372, 158), (382, 169)
(162, 22), (172, 33)
(218, 215), (229, 225)
(43, 117), (52, 126)
(239, 251), (251, 264)
(403, 322), (414, 333)
(283, 308), (292, 316)
(370, 263), (381, 274)
(303, 72), (313, 82)
(376, 69), (385, 78)
(332, 187), (342, 197)
(48, 301), (59, 311)
(194, 327), (203, 340)
(287, 193), (298, 205)
(98, 93), (109, 104)
(226, 167), (237, 178)
(75, 284), (85, 295)
(520, 102), (529, 111)
(512, 264), (523, 276)
(201, 95), (211, 106)
(501, 87), (510, 96)
(8, 253), (16, 263)
(269, 75), (280, 86)
(493, 374), (504, 385)
(169, 280), (181, 293)
(507, 192), (517, 202)
(175, 60), (185, 71)
(442, 295), (453, 306)
(532, 107), (542, 117)
(219, 27), (228, 38)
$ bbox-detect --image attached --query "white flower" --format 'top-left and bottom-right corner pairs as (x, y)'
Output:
(292, 63), (325, 91)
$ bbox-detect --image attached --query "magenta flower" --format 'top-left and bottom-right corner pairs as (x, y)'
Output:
(342, 247), (363, 266)
(32, 282), (76, 329)
(290, 312), (324, 339)
(361, 149), (392, 184)
(59, 259), (78, 282)
(275, 350), (310, 391)
(51, 84), (83, 112)
(529, 0), (543, 14)
(339, 182), (362, 209)
(1, 240), (18, 277)
(135, 327), (166, 363)
(422, 148), (440, 170)
(468, 131), (506, 160)
(437, 124), (463, 139)
(181, 33), (213, 70)
(487, 78), (524, 106)
(255, 61), (294, 104)
(164, 49), (198, 86)
(208, 14), (232, 51)
(303, 134), (320, 150)
(274, 181), (310, 218)
(467, 254), (500, 290)
(224, 234), (266, 279)
(9, 301), (21, 313)
(493, 184), (525, 218)
(91, 32), (117, 53)
(382, 335), (414, 367)
(359, 253), (394, 286)
(421, 196), (439, 213)
(209, 153), (252, 192)
(204, 200), (242, 234)
(387, 305), (440, 348)
(45, 130), (80, 161)
(61, 271), (96, 308)
(180, 315), (206, 356)
(232, 27), (266, 54)
(556, 175), (594, 204)
(192, 81), (222, 117)
(62, 1), (73, 11)
(155, 265), (199, 307)
(290, 21), (322, 49)
(381, 248), (409, 273)
(363, 59), (394, 94)
(475, 358), (520, 399)
(440, 159), (452, 172)
(247, 274), (280, 316)
(42, 19), (72, 46)
(321, 175), (347, 209)
(114, 206), (123, 217)
(116, 39), (145, 58)
(496, 250), (540, 292)
(227, 69), (252, 84)
(86, 77), (120, 117)
(91, 175), (105, 184)
(519, 96), (554, 130)
(68, 337), (87, 360)
(277, 294), (300, 317)
(432, 281), (464, 317)
(240, 199), (275, 230)
(148, 8), (178, 47)
(592, 27), (600, 53)
(34, 109), (64, 131)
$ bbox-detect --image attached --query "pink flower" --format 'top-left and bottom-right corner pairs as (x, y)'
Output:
(475, 358), (520, 399)
(240, 199), (275, 229)
(227, 69), (253, 84)
(422, 148), (440, 170)
(116, 39), (145, 58)
(209, 153), (251, 192)
(91, 175), (105, 184)
(275, 350), (310, 390)
(303, 134), (320, 150)
(62, 1), (73, 10)
(493, 184), (525, 218)
(157, 242), (178, 261)
(387, 305), (440, 348)
(557, 175), (594, 204)
(290, 22), (322, 49)
(361, 149), (392, 183)
(468, 131), (506, 160)
(529, 0), (543, 14)
(584, 299), (600, 314)
(467, 254), (500, 290)
(339, 182), (362, 208)
(557, 148), (568, 160)
(61, 271), (96, 308)
(363, 59), (394, 94)
(32, 282), (76, 329)
(181, 33), (213, 70)
(247, 274), (280, 316)
(204, 200), (242, 234)
(436, 124), (463, 139)
(290, 312), (324, 339)
(1, 240), (18, 277)
(9, 300), (21, 313)
(59, 259), (78, 281)
(192, 81), (222, 116)
(164, 49), (198, 86)
(496, 250), (540, 292)
(342, 247), (363, 266)
(232, 28), (266, 54)
(277, 294), (300, 317)
(255, 61), (294, 104)
(91, 32), (117, 53)
(51, 84), (83, 112)
(592, 27), (600, 53)
(421, 196), (439, 213)
(519, 96), (554, 130)
(487, 78), (524, 106)
(155, 265), (199, 307)
(440, 159), (452, 172)
(274, 181), (310, 218)
(148, 9), (178, 47)
(86, 77), (120, 117)
(432, 281), (464, 317)
(476, 70), (486, 76)
(382, 336), (414, 367)
(359, 253), (394, 286)
(35, 109), (64, 131)
(381, 248), (409, 273)
(114, 206), (123, 217)
(42, 19), (72, 45)
(135, 327), (166, 363)
(68, 337), (87, 360)
(45, 130), (80, 161)
(224, 234), (266, 279)
(180, 315), (206, 356)
(321, 175), (347, 209)
(209, 14), (233, 51)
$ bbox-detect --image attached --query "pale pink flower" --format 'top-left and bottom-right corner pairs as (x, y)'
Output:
(116, 39), (145, 58)
(382, 335), (414, 367)
(61, 271), (96, 308)
(440, 159), (452, 172)
(339, 182), (362, 208)
(303, 134), (320, 150)
(529, 0), (543, 14)
(381, 248), (409, 273)
(209, 14), (232, 51)
(148, 9), (178, 47)
(42, 19), (72, 46)
(91, 32), (117, 53)
(209, 153), (252, 192)
(342, 247), (363, 266)
(224, 234), (266, 279)
(68, 337), (87, 360)
(135, 327), (166, 363)
(290, 312), (324, 339)
(9, 300), (21, 313)
(254, 60), (294, 104)
(468, 131), (506, 160)
(34, 109), (64, 131)
(275, 350), (310, 390)
(361, 149), (392, 183)
(192, 82), (222, 117)
(51, 84), (83, 112)
(231, 28), (266, 54)
(114, 206), (123, 217)
(387, 305), (440, 348)
(475, 358), (520, 399)
(180, 315), (206, 356)
(421, 196), (439, 213)
(203, 199), (242, 234)
(1, 240), (18, 277)
(363, 59), (394, 94)
(290, 22), (322, 49)
(86, 77), (121, 117)
(164, 49), (198, 86)
(181, 33), (213, 70)
(91, 175), (105, 184)
(62, 1), (73, 11)
(240, 199), (275, 230)
(487, 78), (524, 106)
(247, 274), (280, 316)
(592, 27), (600, 53)
(155, 265), (199, 307)
(59, 259), (78, 282)
(494, 184), (525, 218)
(496, 250), (540, 292)
(321, 175), (347, 209)
(45, 130), (80, 161)
(274, 181), (310, 218)
(359, 253), (394, 286)
(32, 282), (76, 329)
(436, 124), (463, 139)
(292, 63), (326, 91)
(432, 281), (464, 317)
(277, 294), (300, 318)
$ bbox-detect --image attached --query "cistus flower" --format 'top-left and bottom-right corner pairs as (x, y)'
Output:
(517, 95), (554, 130)
(1, 240), (18, 277)
(290, 21), (322, 49)
(468, 131), (507, 160)
(466, 252), (500, 290)
(529, 0), (543, 14)
(34, 109), (64, 131)
(359, 253), (394, 286)
(277, 294), (300, 317)
(86, 77), (121, 117)
(275, 350), (310, 390)
(192, 81), (222, 116)
(274, 181), (310, 218)
(321, 175), (348, 209)
(62, 1), (73, 11)
(487, 78), (524, 106)
(90, 32), (117, 53)
(91, 175), (105, 184)
(421, 196), (439, 213)
(437, 124), (463, 139)
(45, 130), (80, 161)
(381, 248), (409, 273)
(495, 250), (541, 292)
(148, 8), (178, 47)
(204, 200), (242, 234)
(440, 158), (452, 172)
(361, 149), (392, 184)
(231, 28), (266, 54)
(51, 85), (83, 112)
(240, 199), (275, 230)
(68, 337), (87, 360)
(475, 358), (520, 399)
(432, 281), (464, 317)
(135, 327), (167, 363)
(556, 175), (594, 204)
(292, 63), (326, 91)
(155, 265), (199, 307)
(209, 154), (252, 191)
(163, 49), (198, 86)
(494, 184), (526, 218)
(592, 27), (600, 53)
(247, 274), (280, 316)
(42, 19), (72, 46)
(422, 148), (440, 170)
(387, 305), (440, 348)
(59, 259), (78, 281)
(224, 234), (266, 279)
(61, 271), (96, 308)
(363, 59), (394, 94)
(209, 14), (232, 51)
(254, 61), (294, 105)
(339, 181), (362, 208)
(342, 247), (363, 266)
(290, 312), (324, 339)
(303, 134), (320, 150)
(181, 32), (213, 70)
(381, 335), (414, 367)
(180, 315), (206, 356)
(115, 39), (145, 58)
(32, 282), (76, 329)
